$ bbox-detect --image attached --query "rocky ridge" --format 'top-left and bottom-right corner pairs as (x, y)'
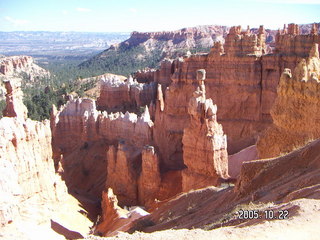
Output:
(0, 55), (50, 80)
(0, 55), (50, 100)
(79, 25), (280, 76)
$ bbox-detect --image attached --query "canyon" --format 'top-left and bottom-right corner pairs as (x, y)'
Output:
(1, 23), (320, 239)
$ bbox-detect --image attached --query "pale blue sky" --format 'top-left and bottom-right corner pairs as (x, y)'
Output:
(0, 0), (320, 32)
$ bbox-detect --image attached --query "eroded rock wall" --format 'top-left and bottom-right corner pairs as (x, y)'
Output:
(151, 24), (320, 169)
(52, 98), (154, 202)
(257, 43), (320, 158)
(0, 78), (67, 227)
(0, 55), (50, 80)
(97, 74), (157, 113)
(275, 23), (320, 57)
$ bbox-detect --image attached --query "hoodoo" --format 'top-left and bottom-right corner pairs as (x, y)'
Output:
(182, 69), (229, 192)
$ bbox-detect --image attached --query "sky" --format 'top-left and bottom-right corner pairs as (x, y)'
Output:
(0, 0), (320, 32)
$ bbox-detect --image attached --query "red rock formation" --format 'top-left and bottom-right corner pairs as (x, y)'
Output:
(257, 43), (320, 158)
(148, 24), (320, 173)
(182, 69), (229, 192)
(47, 25), (320, 239)
(97, 74), (157, 113)
(138, 146), (161, 206)
(95, 188), (149, 237)
(228, 145), (258, 178)
(52, 98), (154, 200)
(0, 55), (50, 80)
(275, 23), (320, 57)
(106, 143), (140, 206)
(95, 188), (128, 235)
(2, 78), (28, 119)
(128, 137), (320, 236)
(224, 25), (266, 56)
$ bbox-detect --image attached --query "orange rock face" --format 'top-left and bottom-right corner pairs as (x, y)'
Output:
(138, 146), (161, 206)
(2, 78), (28, 119)
(52, 98), (154, 200)
(92, 26), (320, 178)
(95, 188), (149, 237)
(147, 24), (320, 173)
(106, 143), (140, 206)
(182, 69), (229, 192)
(257, 43), (320, 158)
(96, 74), (157, 112)
(275, 23), (320, 57)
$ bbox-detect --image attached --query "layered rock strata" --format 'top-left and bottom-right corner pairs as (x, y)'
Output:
(275, 23), (320, 57)
(257, 43), (320, 158)
(182, 69), (229, 191)
(97, 74), (157, 113)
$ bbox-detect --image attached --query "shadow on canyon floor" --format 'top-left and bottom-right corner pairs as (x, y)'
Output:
(51, 219), (84, 239)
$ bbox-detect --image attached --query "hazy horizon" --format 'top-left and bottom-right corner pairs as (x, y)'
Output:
(1, 0), (320, 33)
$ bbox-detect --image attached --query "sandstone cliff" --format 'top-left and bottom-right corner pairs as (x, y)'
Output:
(47, 23), (320, 239)
(257, 43), (320, 158)
(79, 25), (230, 76)
(0, 77), (70, 238)
(0, 55), (50, 100)
(0, 116), (66, 226)
(51, 69), (232, 232)
(0, 77), (98, 239)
